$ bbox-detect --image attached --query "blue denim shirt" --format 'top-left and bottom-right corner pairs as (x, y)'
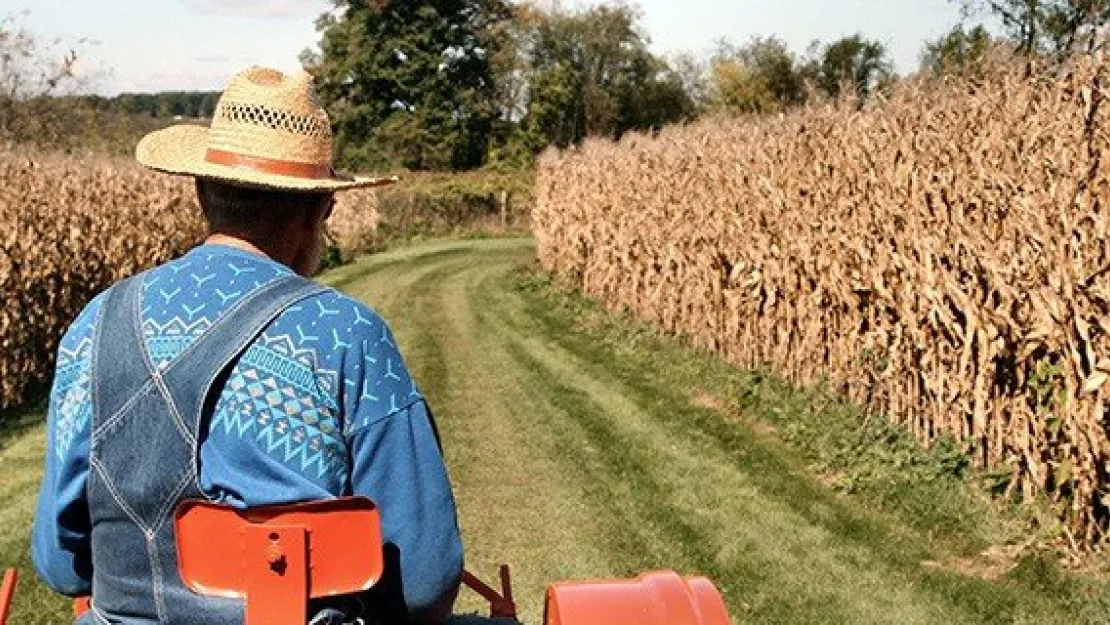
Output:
(32, 243), (464, 616)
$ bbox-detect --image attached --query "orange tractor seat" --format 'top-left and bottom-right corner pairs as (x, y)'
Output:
(175, 497), (384, 625)
(51, 496), (731, 625)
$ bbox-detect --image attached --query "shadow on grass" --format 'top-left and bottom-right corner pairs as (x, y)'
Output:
(0, 397), (47, 453)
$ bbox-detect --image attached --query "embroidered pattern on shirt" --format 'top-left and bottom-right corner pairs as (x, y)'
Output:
(210, 332), (344, 479)
(141, 254), (288, 369)
(53, 335), (95, 461)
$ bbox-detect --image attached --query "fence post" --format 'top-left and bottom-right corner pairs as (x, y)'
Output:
(499, 190), (510, 228)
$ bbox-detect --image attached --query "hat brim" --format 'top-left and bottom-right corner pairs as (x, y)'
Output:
(136, 125), (396, 192)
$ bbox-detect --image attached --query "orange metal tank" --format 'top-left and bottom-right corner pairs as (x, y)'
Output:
(544, 570), (730, 625)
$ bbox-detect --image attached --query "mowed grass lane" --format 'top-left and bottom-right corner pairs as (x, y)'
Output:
(2, 238), (1106, 624)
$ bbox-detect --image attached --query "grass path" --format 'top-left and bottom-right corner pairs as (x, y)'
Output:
(3, 238), (1109, 624)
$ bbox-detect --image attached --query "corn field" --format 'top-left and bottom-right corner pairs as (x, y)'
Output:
(0, 150), (381, 410)
(535, 56), (1110, 545)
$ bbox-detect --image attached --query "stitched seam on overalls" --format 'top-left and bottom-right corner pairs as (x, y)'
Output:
(90, 377), (157, 444)
(145, 529), (168, 624)
(176, 280), (328, 496)
(90, 273), (157, 444)
(150, 471), (194, 536)
(89, 599), (111, 624)
(133, 273), (160, 380)
(151, 370), (196, 446)
(166, 275), (299, 499)
(90, 457), (151, 534)
(131, 278), (197, 447)
(92, 275), (267, 444)
(191, 284), (329, 494)
(147, 469), (194, 623)
(188, 357), (241, 500)
(88, 290), (107, 454)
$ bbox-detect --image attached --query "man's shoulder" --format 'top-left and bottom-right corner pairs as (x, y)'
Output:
(264, 287), (397, 370)
(261, 288), (416, 421)
(277, 287), (389, 336)
(57, 263), (159, 356)
(58, 290), (109, 356)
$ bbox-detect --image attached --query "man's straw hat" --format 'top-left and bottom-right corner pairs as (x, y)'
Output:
(137, 66), (395, 192)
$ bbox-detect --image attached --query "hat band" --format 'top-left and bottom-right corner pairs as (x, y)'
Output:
(205, 148), (332, 180)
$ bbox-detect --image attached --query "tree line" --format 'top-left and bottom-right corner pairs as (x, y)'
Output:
(303, 0), (1110, 172)
(73, 92), (221, 119)
(3, 1), (1109, 163)
(302, 1), (898, 171)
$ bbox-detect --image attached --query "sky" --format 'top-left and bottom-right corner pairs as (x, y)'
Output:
(7, 0), (975, 96)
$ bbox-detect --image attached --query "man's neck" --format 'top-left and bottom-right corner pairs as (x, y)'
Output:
(204, 233), (295, 268)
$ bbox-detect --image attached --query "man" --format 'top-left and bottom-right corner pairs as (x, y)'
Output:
(31, 67), (463, 624)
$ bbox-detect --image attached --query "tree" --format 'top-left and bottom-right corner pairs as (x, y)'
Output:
(922, 24), (995, 73)
(482, 2), (546, 167)
(803, 35), (894, 101)
(0, 12), (101, 150)
(617, 52), (693, 133)
(710, 59), (776, 113)
(307, 0), (512, 171)
(958, 0), (1110, 56)
(0, 13), (79, 140)
(487, 3), (540, 127)
(517, 3), (696, 150)
(709, 36), (804, 113)
(667, 51), (712, 114)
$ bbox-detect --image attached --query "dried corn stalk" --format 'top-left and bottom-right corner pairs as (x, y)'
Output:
(534, 56), (1110, 546)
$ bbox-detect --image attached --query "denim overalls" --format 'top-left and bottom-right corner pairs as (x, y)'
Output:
(79, 271), (325, 624)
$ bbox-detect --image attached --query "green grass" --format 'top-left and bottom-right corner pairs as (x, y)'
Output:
(4, 238), (1110, 624)
(0, 408), (73, 624)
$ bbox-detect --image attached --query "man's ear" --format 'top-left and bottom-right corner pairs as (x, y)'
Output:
(302, 195), (329, 230)
(315, 194), (335, 227)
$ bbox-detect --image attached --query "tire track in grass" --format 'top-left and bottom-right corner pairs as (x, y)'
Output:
(339, 239), (619, 623)
(327, 243), (476, 311)
(475, 283), (915, 624)
(326, 244), (474, 292)
(490, 325), (966, 624)
(332, 240), (1076, 624)
(467, 254), (1068, 625)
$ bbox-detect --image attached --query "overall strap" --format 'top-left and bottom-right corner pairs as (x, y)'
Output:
(92, 272), (327, 447)
(86, 271), (326, 625)
(93, 271), (155, 424)
(158, 273), (329, 444)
